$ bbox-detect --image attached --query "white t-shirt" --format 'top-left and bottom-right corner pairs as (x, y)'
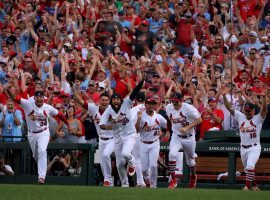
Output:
(166, 103), (201, 136)
(99, 98), (136, 138)
(88, 103), (113, 138)
(139, 111), (167, 142)
(234, 110), (265, 146)
(20, 98), (58, 132)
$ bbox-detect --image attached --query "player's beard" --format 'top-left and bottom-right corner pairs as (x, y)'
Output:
(111, 103), (121, 112)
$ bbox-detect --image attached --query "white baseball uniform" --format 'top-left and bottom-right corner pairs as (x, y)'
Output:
(20, 98), (58, 180)
(99, 98), (137, 187)
(138, 111), (167, 188)
(88, 103), (114, 185)
(166, 103), (201, 167)
(131, 103), (146, 186)
(234, 111), (265, 170)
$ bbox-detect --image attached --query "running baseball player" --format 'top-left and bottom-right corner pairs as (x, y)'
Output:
(99, 79), (144, 187)
(72, 89), (114, 187)
(130, 92), (146, 187)
(7, 90), (69, 184)
(223, 91), (267, 191)
(166, 92), (202, 189)
(136, 97), (167, 188)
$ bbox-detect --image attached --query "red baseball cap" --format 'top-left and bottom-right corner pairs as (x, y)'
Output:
(141, 20), (149, 26)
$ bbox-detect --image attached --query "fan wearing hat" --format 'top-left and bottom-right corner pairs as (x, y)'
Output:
(199, 97), (224, 140)
(99, 79), (144, 187)
(130, 17), (156, 58)
(239, 31), (264, 56)
(166, 92), (202, 189)
(223, 90), (267, 191)
(130, 92), (146, 187)
(6, 88), (70, 184)
(135, 96), (167, 188)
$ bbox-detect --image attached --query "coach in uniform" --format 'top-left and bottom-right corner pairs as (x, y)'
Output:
(223, 90), (267, 191)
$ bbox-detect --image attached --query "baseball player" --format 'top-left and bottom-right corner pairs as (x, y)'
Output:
(223, 91), (266, 191)
(136, 97), (167, 188)
(7, 90), (69, 184)
(72, 90), (114, 187)
(166, 92), (202, 189)
(99, 79), (144, 187)
(130, 92), (146, 187)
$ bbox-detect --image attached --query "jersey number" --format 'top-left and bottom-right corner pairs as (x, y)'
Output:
(154, 131), (159, 136)
(250, 132), (257, 139)
(40, 121), (47, 127)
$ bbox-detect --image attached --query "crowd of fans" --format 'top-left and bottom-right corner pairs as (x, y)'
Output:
(0, 0), (270, 145)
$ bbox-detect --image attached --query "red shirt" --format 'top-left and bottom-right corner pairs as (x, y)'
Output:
(237, 0), (262, 21)
(176, 19), (193, 47)
(113, 72), (135, 99)
(199, 108), (224, 139)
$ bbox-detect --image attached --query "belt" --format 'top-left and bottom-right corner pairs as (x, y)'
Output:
(241, 144), (257, 149)
(142, 139), (158, 144)
(178, 134), (192, 139)
(100, 137), (113, 141)
(29, 127), (47, 134)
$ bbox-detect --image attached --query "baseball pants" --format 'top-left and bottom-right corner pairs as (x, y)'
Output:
(28, 130), (50, 179)
(140, 140), (160, 188)
(99, 137), (114, 184)
(241, 145), (261, 170)
(132, 135), (145, 186)
(114, 134), (136, 187)
(169, 133), (196, 167)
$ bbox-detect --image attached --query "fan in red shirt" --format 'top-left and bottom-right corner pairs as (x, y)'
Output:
(199, 97), (224, 140)
(235, 0), (263, 22)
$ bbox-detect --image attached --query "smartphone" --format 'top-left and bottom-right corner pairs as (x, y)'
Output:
(54, 91), (60, 95)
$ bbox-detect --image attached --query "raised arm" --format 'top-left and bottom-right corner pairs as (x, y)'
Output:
(260, 91), (267, 119)
(223, 93), (235, 116)
(129, 79), (145, 101)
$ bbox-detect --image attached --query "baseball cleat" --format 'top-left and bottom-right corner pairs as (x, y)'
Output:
(251, 186), (260, 191)
(136, 184), (146, 188)
(189, 175), (197, 189)
(128, 166), (136, 176)
(38, 178), (45, 184)
(145, 180), (150, 188)
(103, 181), (112, 187)
(168, 179), (177, 189)
(242, 186), (250, 191)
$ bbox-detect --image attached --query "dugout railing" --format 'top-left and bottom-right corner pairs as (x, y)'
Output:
(0, 142), (96, 185)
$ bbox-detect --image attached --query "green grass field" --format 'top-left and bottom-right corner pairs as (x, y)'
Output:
(0, 185), (270, 200)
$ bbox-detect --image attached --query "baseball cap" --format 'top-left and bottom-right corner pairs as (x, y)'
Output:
(98, 82), (106, 89)
(184, 12), (192, 18)
(64, 42), (71, 47)
(88, 80), (96, 86)
(6, 35), (16, 45)
(171, 92), (183, 101)
(68, 59), (76, 64)
(145, 97), (157, 104)
(208, 97), (218, 103)
(249, 31), (258, 37)
(244, 102), (255, 111)
(98, 68), (106, 74)
(221, 3), (229, 8)
(141, 20), (149, 26)
(152, 73), (160, 78)
(38, 25), (48, 33)
(136, 92), (145, 102)
(43, 51), (49, 56)
(111, 93), (121, 99)
(60, 91), (70, 97)
(34, 90), (44, 97)
(118, 10), (125, 16)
